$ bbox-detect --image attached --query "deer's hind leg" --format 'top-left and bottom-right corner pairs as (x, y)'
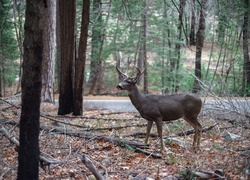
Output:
(183, 116), (202, 149)
(145, 120), (153, 145)
(155, 118), (167, 152)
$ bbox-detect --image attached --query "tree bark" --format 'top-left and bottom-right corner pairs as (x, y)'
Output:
(193, 0), (206, 93)
(73, 0), (90, 115)
(17, 1), (45, 179)
(41, 0), (56, 102)
(242, 0), (250, 96)
(189, 0), (196, 45)
(89, 0), (112, 95)
(88, 0), (103, 92)
(142, 0), (148, 94)
(58, 0), (76, 115)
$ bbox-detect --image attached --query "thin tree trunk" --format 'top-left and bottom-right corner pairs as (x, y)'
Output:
(189, 0), (196, 45)
(193, 0), (206, 93)
(88, 0), (102, 91)
(41, 0), (56, 102)
(142, 0), (148, 94)
(12, 0), (24, 94)
(58, 0), (76, 115)
(73, 0), (90, 115)
(89, 0), (112, 95)
(242, 0), (250, 96)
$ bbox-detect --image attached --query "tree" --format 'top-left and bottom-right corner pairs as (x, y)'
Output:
(242, 0), (250, 95)
(58, 0), (76, 115)
(89, 0), (112, 95)
(88, 0), (103, 93)
(0, 0), (19, 96)
(41, 0), (56, 102)
(17, 0), (45, 179)
(12, 0), (25, 93)
(189, 0), (196, 45)
(73, 0), (90, 115)
(193, 0), (207, 93)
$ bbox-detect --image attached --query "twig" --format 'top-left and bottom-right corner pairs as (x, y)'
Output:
(81, 154), (104, 180)
(40, 113), (88, 128)
(40, 125), (149, 149)
(134, 147), (161, 159)
(0, 124), (61, 171)
(0, 97), (20, 109)
(173, 123), (219, 137)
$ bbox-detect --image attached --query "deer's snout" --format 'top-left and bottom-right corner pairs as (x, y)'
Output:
(116, 85), (123, 90)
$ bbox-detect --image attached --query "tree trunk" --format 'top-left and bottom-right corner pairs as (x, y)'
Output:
(89, 0), (112, 95)
(41, 0), (56, 102)
(73, 0), (90, 115)
(193, 0), (206, 93)
(58, 0), (76, 115)
(189, 0), (196, 45)
(17, 1), (45, 179)
(174, 0), (186, 93)
(242, 0), (250, 96)
(13, 0), (24, 94)
(142, 0), (148, 94)
(88, 0), (102, 91)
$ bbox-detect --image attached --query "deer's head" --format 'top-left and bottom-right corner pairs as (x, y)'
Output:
(116, 66), (144, 91)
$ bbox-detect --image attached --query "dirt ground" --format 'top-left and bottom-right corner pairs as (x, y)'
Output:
(0, 97), (250, 179)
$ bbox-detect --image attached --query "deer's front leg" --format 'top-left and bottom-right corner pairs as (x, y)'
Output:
(145, 120), (153, 145)
(155, 118), (167, 152)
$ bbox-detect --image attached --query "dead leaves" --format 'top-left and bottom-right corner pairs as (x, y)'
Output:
(0, 102), (249, 179)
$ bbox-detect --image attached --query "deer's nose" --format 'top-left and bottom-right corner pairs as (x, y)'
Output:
(116, 85), (122, 90)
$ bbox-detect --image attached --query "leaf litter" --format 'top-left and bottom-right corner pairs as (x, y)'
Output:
(0, 101), (249, 179)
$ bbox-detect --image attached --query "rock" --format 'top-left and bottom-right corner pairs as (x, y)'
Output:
(223, 132), (242, 141)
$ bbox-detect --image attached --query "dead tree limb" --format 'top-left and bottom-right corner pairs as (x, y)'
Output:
(174, 123), (219, 137)
(134, 148), (161, 159)
(40, 125), (149, 149)
(0, 124), (61, 171)
(81, 154), (104, 180)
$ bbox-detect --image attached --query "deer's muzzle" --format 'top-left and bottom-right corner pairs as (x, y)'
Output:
(116, 85), (123, 90)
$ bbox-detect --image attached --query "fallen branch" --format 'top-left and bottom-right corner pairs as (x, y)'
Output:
(134, 147), (161, 159)
(85, 123), (147, 131)
(81, 154), (104, 180)
(174, 123), (219, 137)
(0, 124), (61, 171)
(40, 125), (149, 149)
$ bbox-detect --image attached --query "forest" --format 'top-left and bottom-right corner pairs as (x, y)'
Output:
(0, 0), (250, 179)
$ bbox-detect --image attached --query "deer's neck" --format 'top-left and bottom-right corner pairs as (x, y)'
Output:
(128, 86), (144, 110)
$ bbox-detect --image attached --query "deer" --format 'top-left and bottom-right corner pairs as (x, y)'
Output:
(116, 66), (202, 152)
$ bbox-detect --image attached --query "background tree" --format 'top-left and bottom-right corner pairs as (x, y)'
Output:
(41, 0), (56, 102)
(73, 0), (90, 115)
(242, 0), (250, 95)
(0, 0), (19, 96)
(189, 0), (196, 45)
(57, 0), (76, 115)
(193, 0), (207, 93)
(17, 0), (45, 179)
(88, 0), (103, 93)
(12, 0), (25, 93)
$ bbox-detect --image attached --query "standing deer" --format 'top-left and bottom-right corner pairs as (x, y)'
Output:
(116, 66), (202, 152)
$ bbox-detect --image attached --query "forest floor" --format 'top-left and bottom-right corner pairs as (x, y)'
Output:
(0, 96), (250, 179)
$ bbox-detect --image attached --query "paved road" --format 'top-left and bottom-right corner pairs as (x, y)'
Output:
(83, 99), (137, 112)
(83, 98), (250, 114)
